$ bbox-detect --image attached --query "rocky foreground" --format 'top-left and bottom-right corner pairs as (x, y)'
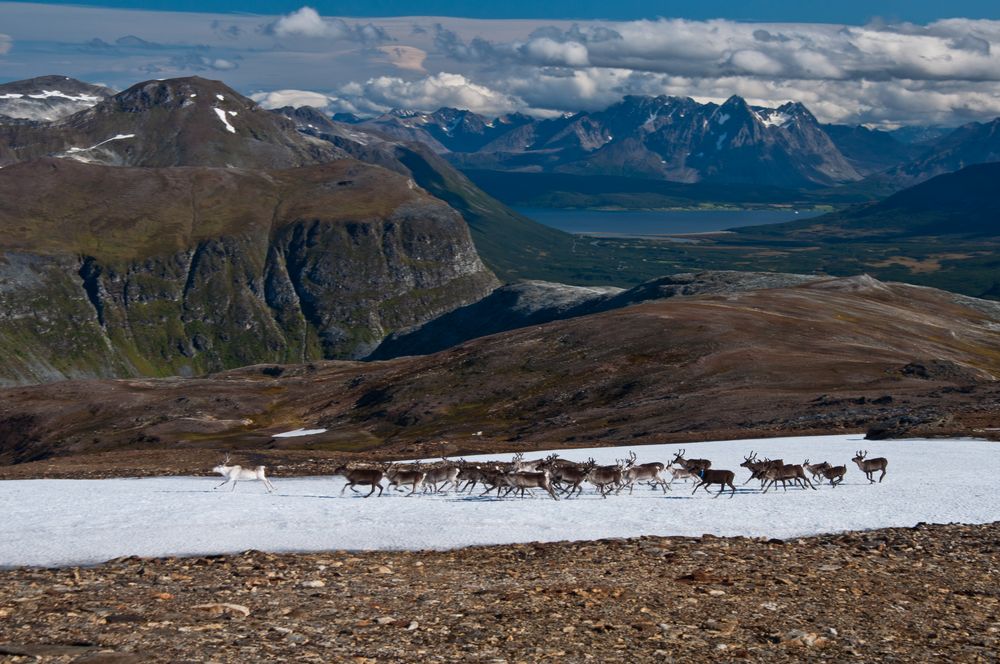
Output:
(0, 522), (997, 663)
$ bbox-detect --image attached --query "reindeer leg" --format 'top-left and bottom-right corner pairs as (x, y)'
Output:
(230, 480), (238, 492)
(214, 479), (230, 490)
(879, 469), (886, 483)
(376, 482), (384, 497)
(364, 483), (376, 498)
(729, 481), (736, 498)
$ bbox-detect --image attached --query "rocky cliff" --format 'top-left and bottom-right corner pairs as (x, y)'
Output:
(0, 158), (498, 385)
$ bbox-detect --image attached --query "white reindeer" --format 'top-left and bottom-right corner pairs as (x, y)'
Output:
(212, 454), (276, 493)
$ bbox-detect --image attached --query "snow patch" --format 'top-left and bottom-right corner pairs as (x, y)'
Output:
(755, 109), (791, 128)
(26, 90), (100, 102)
(216, 94), (224, 101)
(213, 107), (236, 133)
(63, 133), (136, 156)
(0, 93), (24, 100)
(273, 428), (328, 438)
(715, 132), (728, 150)
(1, 435), (998, 567)
(716, 112), (730, 124)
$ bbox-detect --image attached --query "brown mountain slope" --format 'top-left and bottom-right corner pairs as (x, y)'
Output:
(2, 275), (997, 466)
(0, 158), (498, 384)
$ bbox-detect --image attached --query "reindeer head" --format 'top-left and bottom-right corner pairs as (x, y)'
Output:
(212, 454), (232, 475)
(852, 450), (868, 463)
(625, 451), (637, 468)
(740, 451), (757, 468)
(672, 449), (686, 463)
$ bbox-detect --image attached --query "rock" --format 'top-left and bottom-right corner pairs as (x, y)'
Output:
(191, 602), (250, 617)
(301, 580), (325, 588)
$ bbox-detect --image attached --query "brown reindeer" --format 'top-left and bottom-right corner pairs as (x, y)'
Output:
(852, 450), (888, 483)
(541, 458), (596, 498)
(333, 465), (385, 498)
(385, 465), (426, 496)
(803, 459), (832, 481)
(691, 468), (737, 498)
(761, 463), (815, 493)
(586, 458), (624, 498)
(672, 449), (711, 474)
(821, 464), (847, 487)
(739, 452), (767, 485)
(498, 470), (560, 500)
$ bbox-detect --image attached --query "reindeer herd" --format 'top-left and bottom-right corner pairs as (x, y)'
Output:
(211, 448), (889, 499)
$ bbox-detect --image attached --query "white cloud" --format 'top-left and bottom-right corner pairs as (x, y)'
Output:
(271, 7), (328, 38)
(0, 34), (11, 55)
(332, 72), (524, 117)
(250, 89), (334, 110)
(266, 6), (391, 44)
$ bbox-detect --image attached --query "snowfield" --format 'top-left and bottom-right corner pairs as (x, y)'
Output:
(1, 434), (998, 568)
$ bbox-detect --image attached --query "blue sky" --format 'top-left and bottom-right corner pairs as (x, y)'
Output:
(8, 0), (1000, 22)
(2, 2), (1000, 126)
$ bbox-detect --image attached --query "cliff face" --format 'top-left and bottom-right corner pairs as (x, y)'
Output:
(0, 160), (498, 385)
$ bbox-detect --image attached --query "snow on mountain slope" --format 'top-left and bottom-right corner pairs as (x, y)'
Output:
(2, 434), (997, 567)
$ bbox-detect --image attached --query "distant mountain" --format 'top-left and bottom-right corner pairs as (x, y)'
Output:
(880, 118), (1000, 188)
(888, 126), (953, 145)
(361, 95), (865, 188)
(0, 75), (112, 122)
(822, 124), (922, 175)
(746, 162), (1000, 239)
(0, 77), (345, 168)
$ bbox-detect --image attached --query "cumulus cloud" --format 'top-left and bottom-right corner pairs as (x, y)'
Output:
(256, 73), (525, 117)
(265, 6), (391, 44)
(335, 72), (523, 116)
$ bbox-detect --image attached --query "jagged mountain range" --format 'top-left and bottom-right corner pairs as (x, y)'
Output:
(354, 96), (1000, 193)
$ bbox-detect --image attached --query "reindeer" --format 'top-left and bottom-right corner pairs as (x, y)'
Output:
(803, 459), (832, 481)
(691, 468), (737, 498)
(586, 458), (625, 498)
(665, 466), (699, 486)
(761, 463), (815, 493)
(386, 465), (426, 496)
(821, 464), (847, 487)
(510, 452), (545, 473)
(740, 452), (768, 485)
(617, 451), (670, 494)
(548, 459), (596, 498)
(332, 464), (384, 498)
(672, 449), (712, 474)
(212, 455), (275, 493)
(498, 470), (559, 500)
(852, 450), (888, 483)
(456, 461), (495, 493)
(422, 459), (461, 494)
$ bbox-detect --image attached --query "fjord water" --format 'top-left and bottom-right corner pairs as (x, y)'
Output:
(516, 207), (824, 237)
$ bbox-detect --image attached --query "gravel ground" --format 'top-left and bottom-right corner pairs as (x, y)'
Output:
(1, 522), (997, 663)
